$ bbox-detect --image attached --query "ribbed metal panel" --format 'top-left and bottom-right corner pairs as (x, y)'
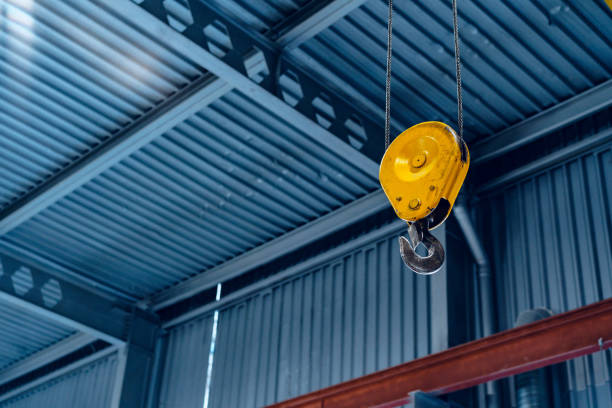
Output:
(0, 298), (74, 371)
(0, 352), (118, 408)
(290, 0), (612, 141)
(4, 89), (378, 298)
(478, 146), (612, 407)
(203, 0), (311, 33)
(158, 314), (214, 408)
(208, 226), (446, 407)
(0, 0), (203, 210)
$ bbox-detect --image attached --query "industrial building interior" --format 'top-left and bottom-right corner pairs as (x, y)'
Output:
(0, 0), (611, 407)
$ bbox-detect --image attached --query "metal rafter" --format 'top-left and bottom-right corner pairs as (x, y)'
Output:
(0, 332), (96, 387)
(266, 298), (612, 408)
(473, 79), (612, 164)
(0, 0), (381, 237)
(0, 76), (232, 236)
(0, 251), (159, 405)
(120, 0), (383, 173)
(271, 0), (369, 49)
(0, 252), (132, 345)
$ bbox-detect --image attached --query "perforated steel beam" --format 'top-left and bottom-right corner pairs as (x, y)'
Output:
(267, 298), (612, 408)
(0, 252), (132, 345)
(115, 0), (382, 175)
(472, 79), (612, 164)
(0, 0), (380, 239)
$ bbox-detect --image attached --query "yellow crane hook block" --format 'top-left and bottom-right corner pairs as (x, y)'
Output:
(379, 121), (469, 274)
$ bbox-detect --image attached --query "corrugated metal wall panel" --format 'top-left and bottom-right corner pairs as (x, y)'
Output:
(4, 89), (378, 298)
(158, 314), (214, 408)
(0, 297), (75, 371)
(0, 0), (204, 210)
(208, 226), (447, 407)
(0, 352), (118, 408)
(478, 146), (612, 407)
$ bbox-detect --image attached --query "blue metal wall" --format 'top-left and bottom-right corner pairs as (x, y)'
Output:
(208, 223), (447, 407)
(477, 142), (612, 407)
(153, 222), (448, 408)
(0, 351), (118, 408)
(157, 314), (214, 408)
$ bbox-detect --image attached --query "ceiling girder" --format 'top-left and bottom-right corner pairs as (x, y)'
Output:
(473, 79), (612, 164)
(0, 252), (131, 345)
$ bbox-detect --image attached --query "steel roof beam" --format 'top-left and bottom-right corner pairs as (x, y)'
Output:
(472, 79), (612, 164)
(0, 252), (133, 345)
(271, 0), (369, 50)
(477, 126), (612, 194)
(114, 0), (382, 175)
(0, 76), (232, 236)
(0, 0), (379, 238)
(0, 332), (96, 387)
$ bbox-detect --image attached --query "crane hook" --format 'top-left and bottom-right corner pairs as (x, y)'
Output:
(399, 220), (444, 274)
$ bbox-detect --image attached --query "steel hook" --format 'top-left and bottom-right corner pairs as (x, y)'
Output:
(399, 220), (445, 274)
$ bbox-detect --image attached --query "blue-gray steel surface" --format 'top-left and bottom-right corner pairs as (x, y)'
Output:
(0, 0), (204, 212)
(2, 0), (611, 303)
(157, 314), (214, 408)
(0, 297), (74, 372)
(472, 79), (612, 164)
(0, 352), (118, 408)
(0, 252), (131, 344)
(208, 227), (447, 407)
(0, 333), (95, 387)
(0, 0), (383, 243)
(152, 191), (391, 312)
(178, 0), (311, 34)
(477, 146), (612, 407)
(3, 89), (378, 298)
(290, 0), (612, 141)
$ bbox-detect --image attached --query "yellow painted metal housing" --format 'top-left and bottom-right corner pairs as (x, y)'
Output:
(379, 121), (469, 228)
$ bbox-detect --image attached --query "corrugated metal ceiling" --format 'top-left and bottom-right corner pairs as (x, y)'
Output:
(0, 0), (204, 210)
(206, 0), (312, 33)
(289, 0), (612, 141)
(0, 298), (74, 371)
(0, 0), (610, 301)
(4, 89), (377, 298)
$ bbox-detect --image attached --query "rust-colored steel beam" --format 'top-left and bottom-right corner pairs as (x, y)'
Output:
(267, 298), (612, 408)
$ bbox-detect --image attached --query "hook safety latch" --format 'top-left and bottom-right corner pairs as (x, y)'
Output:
(399, 220), (444, 275)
